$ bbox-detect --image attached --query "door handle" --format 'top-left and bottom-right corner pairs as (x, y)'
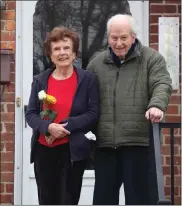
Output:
(24, 105), (27, 128)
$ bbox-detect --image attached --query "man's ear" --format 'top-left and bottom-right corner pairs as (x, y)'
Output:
(132, 34), (136, 43)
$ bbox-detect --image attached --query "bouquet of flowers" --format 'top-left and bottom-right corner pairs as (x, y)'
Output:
(38, 90), (57, 138)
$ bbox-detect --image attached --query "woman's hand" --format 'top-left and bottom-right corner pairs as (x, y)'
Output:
(45, 135), (57, 145)
(48, 122), (70, 138)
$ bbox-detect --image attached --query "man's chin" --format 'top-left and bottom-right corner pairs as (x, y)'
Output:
(116, 52), (126, 59)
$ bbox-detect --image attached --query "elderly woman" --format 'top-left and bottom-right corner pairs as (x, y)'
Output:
(25, 27), (100, 205)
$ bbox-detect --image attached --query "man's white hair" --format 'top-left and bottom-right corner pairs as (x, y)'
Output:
(107, 14), (138, 36)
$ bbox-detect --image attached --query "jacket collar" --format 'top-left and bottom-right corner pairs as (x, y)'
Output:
(34, 66), (86, 88)
(103, 39), (143, 66)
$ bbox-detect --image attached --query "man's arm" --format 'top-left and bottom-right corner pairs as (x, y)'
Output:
(147, 51), (172, 112)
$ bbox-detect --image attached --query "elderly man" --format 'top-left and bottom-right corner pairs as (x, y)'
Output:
(87, 14), (172, 205)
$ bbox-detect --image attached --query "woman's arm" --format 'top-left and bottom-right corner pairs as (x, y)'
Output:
(63, 74), (100, 133)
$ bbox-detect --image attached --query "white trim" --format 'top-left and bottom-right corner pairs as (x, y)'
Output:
(143, 1), (149, 46)
(14, 1), (23, 205)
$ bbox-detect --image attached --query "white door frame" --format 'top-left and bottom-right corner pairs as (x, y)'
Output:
(14, 1), (149, 204)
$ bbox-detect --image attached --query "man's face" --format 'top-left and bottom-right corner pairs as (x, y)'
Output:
(108, 23), (136, 59)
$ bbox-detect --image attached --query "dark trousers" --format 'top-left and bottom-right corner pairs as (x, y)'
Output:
(71, 159), (88, 205)
(93, 146), (158, 205)
(34, 143), (72, 205)
(34, 142), (87, 205)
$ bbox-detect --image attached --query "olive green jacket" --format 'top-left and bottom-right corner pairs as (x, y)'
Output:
(87, 40), (172, 147)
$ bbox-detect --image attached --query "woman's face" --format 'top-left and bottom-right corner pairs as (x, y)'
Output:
(50, 37), (76, 68)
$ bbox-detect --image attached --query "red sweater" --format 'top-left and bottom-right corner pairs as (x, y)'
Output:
(38, 70), (77, 147)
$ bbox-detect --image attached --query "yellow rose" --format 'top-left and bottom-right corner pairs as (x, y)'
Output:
(46, 94), (57, 104)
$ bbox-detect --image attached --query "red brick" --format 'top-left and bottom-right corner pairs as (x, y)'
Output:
(1, 163), (14, 172)
(0, 42), (8, 49)
(10, 63), (15, 72)
(4, 123), (15, 133)
(1, 133), (14, 141)
(166, 105), (179, 114)
(6, 183), (14, 193)
(150, 4), (177, 14)
(4, 83), (15, 93)
(165, 186), (179, 196)
(150, 0), (163, 3)
(1, 152), (14, 162)
(164, 135), (181, 145)
(0, 194), (13, 203)
(149, 15), (161, 24)
(5, 142), (14, 152)
(166, 176), (181, 186)
(1, 104), (5, 112)
(165, 156), (181, 166)
(150, 24), (158, 34)
(174, 196), (181, 205)
(162, 128), (179, 135)
(165, 0), (181, 3)
(1, 20), (5, 30)
(7, 1), (16, 10)
(1, 183), (5, 193)
(6, 21), (15, 31)
(2, 11), (15, 20)
(1, 113), (15, 122)
(1, 93), (15, 102)
(162, 155), (166, 165)
(150, 34), (158, 44)
(169, 95), (181, 104)
(7, 104), (15, 112)
(1, 142), (5, 151)
(10, 72), (15, 82)
(161, 145), (180, 155)
(7, 42), (15, 51)
(163, 165), (179, 175)
(1, 172), (14, 182)
(165, 116), (181, 123)
(1, 31), (15, 41)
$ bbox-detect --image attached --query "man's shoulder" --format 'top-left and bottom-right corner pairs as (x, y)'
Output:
(142, 45), (163, 59)
(75, 67), (97, 80)
(90, 49), (108, 63)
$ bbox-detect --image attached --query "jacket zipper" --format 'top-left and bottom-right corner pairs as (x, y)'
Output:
(113, 70), (119, 148)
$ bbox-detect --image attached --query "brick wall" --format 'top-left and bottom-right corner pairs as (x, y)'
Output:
(0, 1), (16, 204)
(0, 0), (181, 204)
(149, 0), (181, 205)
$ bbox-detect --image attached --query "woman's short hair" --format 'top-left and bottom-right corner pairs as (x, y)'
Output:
(44, 27), (80, 57)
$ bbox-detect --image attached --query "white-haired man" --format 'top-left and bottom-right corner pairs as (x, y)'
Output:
(87, 14), (172, 205)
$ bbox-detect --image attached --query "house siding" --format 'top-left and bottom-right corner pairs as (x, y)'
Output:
(0, 0), (181, 204)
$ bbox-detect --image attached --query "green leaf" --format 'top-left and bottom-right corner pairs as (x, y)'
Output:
(40, 109), (49, 119)
(44, 108), (49, 115)
(48, 110), (57, 121)
(40, 111), (45, 119)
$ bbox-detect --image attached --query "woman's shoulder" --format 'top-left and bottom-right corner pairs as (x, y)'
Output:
(75, 67), (96, 78)
(33, 68), (53, 82)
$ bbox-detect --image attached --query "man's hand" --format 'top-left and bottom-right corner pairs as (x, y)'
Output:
(145, 107), (164, 123)
(48, 123), (70, 138)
